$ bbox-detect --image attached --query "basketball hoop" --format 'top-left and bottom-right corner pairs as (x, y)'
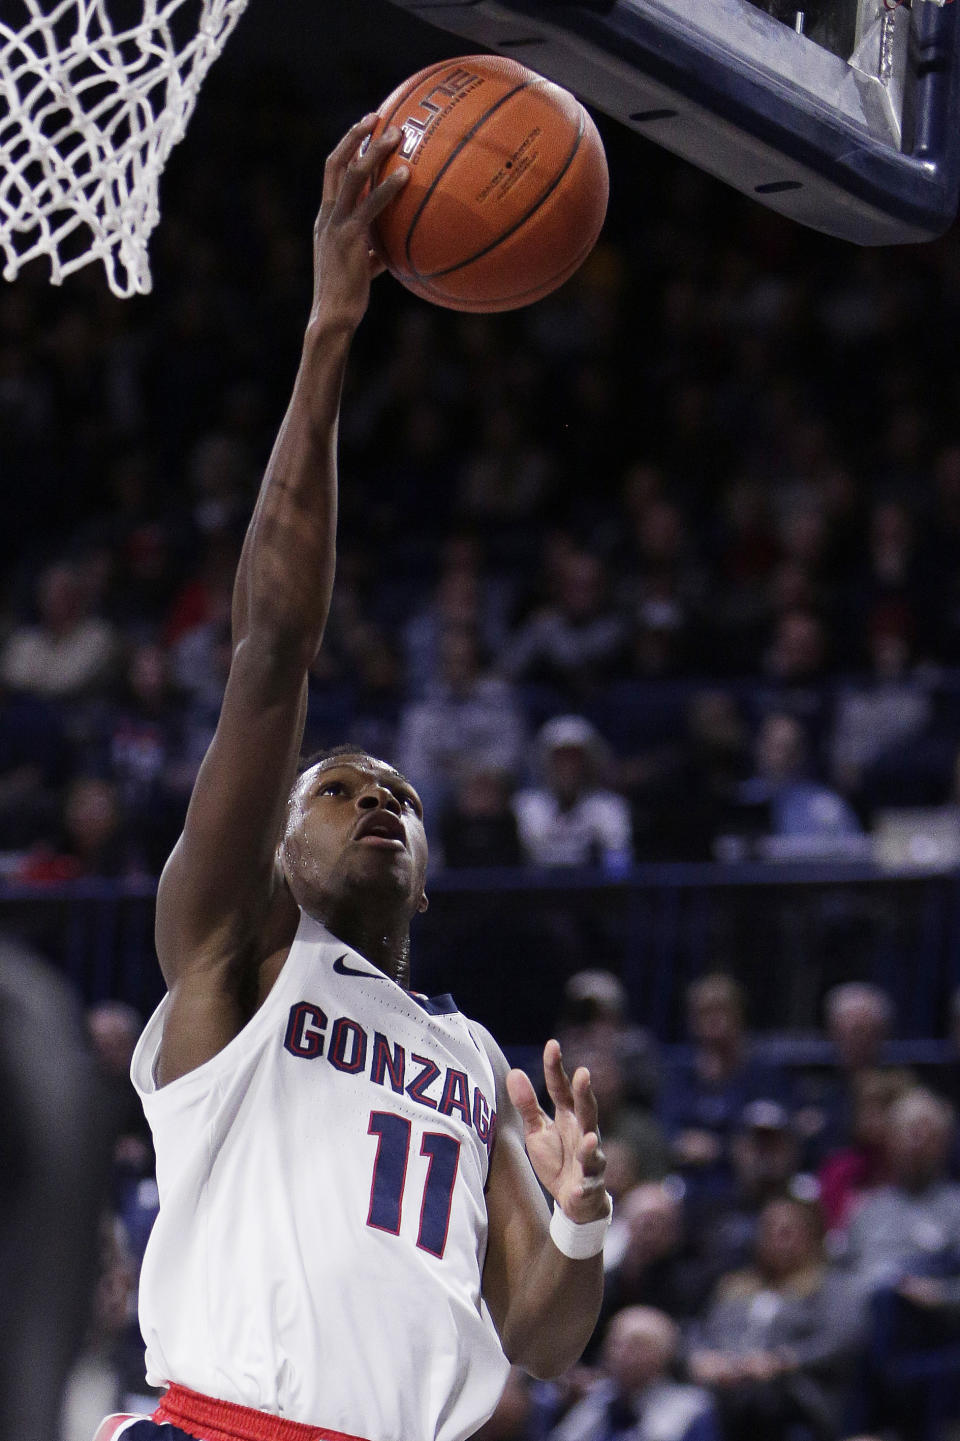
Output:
(0, 0), (250, 298)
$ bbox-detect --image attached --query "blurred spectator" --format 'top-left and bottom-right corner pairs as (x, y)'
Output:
(561, 1038), (670, 1185)
(602, 1182), (715, 1328)
(499, 549), (626, 698)
(87, 1001), (153, 1209)
(817, 1069), (915, 1237)
(81, 640), (192, 871)
(551, 1307), (718, 1441)
(659, 975), (790, 1201)
(556, 969), (660, 1110)
(829, 616), (933, 802)
(638, 689), (752, 862)
(403, 536), (513, 701)
(842, 1089), (960, 1298)
(0, 679), (71, 852)
(397, 623), (526, 832)
(843, 501), (931, 670)
(0, 559), (118, 699)
(797, 984), (897, 1162)
(18, 775), (137, 881)
(688, 1100), (814, 1282)
(513, 716), (632, 871)
(439, 767), (523, 869)
(726, 712), (863, 861)
(843, 1091), (960, 1440)
(688, 1196), (865, 1441)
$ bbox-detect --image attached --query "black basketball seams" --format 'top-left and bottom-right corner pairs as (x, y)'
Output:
(405, 96), (586, 286)
(396, 204), (599, 311)
(401, 81), (531, 274)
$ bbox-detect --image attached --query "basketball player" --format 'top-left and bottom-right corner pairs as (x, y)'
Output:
(95, 116), (611, 1441)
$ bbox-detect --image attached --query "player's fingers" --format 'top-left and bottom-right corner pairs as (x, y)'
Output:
(336, 126), (403, 216)
(358, 164), (410, 226)
(322, 114), (380, 206)
(506, 1067), (546, 1133)
(576, 1129), (606, 1176)
(571, 1065), (600, 1137)
(542, 1039), (576, 1113)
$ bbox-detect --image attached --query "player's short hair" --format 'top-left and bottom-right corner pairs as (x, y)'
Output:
(298, 744), (399, 776)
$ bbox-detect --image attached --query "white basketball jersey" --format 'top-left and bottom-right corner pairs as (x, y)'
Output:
(131, 910), (511, 1441)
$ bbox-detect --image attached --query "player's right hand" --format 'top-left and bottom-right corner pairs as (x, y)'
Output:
(310, 115), (409, 331)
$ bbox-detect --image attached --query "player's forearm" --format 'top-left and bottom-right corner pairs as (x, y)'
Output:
(499, 1242), (603, 1378)
(231, 318), (353, 659)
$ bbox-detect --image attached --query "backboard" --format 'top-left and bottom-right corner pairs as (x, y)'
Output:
(385, 0), (960, 243)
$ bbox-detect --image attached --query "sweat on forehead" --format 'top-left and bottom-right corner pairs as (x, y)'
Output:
(299, 753), (405, 785)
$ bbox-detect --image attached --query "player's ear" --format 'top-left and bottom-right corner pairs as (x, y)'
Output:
(417, 890), (429, 915)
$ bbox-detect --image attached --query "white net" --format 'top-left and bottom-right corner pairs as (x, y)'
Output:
(0, 0), (250, 297)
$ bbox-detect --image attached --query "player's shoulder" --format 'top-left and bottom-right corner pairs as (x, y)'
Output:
(464, 1018), (511, 1096)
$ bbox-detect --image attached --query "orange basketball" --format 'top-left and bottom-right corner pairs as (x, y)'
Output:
(368, 54), (609, 313)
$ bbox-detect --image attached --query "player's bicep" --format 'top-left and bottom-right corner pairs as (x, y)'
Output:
(155, 640), (308, 983)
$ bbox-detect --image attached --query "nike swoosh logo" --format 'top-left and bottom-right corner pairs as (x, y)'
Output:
(332, 953), (386, 980)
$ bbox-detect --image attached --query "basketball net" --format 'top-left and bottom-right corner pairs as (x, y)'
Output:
(0, 0), (249, 298)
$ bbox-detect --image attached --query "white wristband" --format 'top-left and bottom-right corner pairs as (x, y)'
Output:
(549, 1195), (614, 1260)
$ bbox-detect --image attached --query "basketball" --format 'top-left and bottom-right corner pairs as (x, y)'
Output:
(368, 55), (609, 313)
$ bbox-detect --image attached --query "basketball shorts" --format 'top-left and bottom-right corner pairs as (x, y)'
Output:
(94, 1386), (371, 1441)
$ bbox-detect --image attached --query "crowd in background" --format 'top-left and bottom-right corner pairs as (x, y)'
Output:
(6, 29), (960, 1441)
(5, 62), (960, 883)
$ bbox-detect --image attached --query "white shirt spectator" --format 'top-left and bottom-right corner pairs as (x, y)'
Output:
(513, 785), (632, 870)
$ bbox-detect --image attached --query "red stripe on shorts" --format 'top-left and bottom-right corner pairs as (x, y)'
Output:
(153, 1385), (371, 1441)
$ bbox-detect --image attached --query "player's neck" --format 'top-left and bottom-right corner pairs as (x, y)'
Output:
(327, 905), (412, 988)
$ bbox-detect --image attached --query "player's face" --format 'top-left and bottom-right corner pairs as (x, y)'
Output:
(281, 756), (428, 918)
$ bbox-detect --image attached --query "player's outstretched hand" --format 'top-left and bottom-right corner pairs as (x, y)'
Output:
(507, 1039), (609, 1225)
(310, 115), (409, 332)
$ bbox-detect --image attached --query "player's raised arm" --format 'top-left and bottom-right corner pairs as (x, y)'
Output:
(154, 118), (409, 1082)
(481, 1035), (611, 1377)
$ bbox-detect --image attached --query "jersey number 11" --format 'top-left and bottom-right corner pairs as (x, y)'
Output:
(366, 1110), (461, 1258)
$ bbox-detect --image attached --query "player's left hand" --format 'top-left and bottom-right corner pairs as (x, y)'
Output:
(506, 1039), (609, 1224)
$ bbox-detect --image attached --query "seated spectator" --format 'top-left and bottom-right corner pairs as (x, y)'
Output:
(556, 969), (660, 1110)
(80, 640), (192, 873)
(513, 716), (633, 871)
(602, 1182), (716, 1329)
(829, 615), (933, 802)
(0, 559), (118, 700)
(727, 712), (863, 861)
(688, 1196), (866, 1441)
(842, 1089), (960, 1297)
(843, 1090), (960, 1439)
(403, 534), (513, 700)
(499, 548), (626, 699)
(439, 767), (523, 869)
(18, 775), (138, 881)
(551, 1307), (718, 1441)
(797, 983), (897, 1162)
(688, 1100), (815, 1282)
(659, 974), (790, 1202)
(0, 678), (71, 851)
(562, 1037), (670, 1186)
(817, 1068), (915, 1237)
(397, 623), (526, 834)
(640, 689), (752, 862)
